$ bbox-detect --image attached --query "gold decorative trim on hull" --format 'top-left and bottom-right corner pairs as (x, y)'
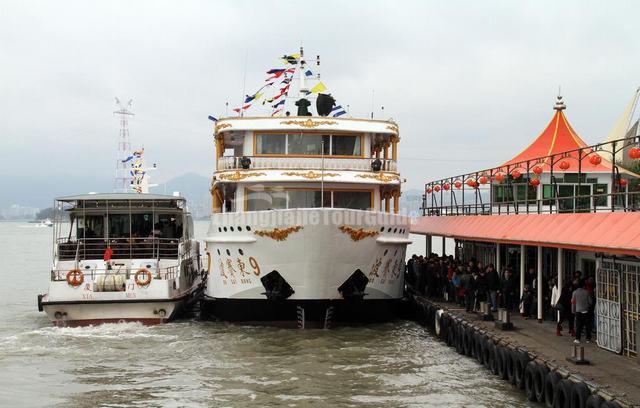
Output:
(254, 225), (303, 241)
(215, 123), (232, 134)
(338, 225), (379, 241)
(281, 170), (339, 179)
(279, 119), (338, 128)
(355, 173), (401, 183)
(386, 124), (399, 134)
(217, 171), (266, 181)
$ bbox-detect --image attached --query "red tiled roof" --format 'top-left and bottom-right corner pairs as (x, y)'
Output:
(411, 212), (640, 256)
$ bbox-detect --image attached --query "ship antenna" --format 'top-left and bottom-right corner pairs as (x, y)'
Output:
(240, 50), (248, 117)
(298, 46), (308, 98)
(370, 89), (375, 119)
(113, 98), (135, 193)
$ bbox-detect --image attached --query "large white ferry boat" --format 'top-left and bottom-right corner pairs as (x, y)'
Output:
(38, 193), (203, 326)
(202, 49), (411, 327)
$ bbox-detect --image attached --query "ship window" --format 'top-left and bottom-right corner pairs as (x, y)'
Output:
(246, 189), (287, 211)
(157, 214), (182, 239)
(333, 191), (372, 210)
(77, 215), (104, 239)
(130, 213), (153, 239)
(256, 133), (286, 154)
(288, 190), (322, 208)
(594, 184), (608, 206)
(287, 134), (329, 155)
(332, 135), (361, 156)
(108, 214), (130, 239)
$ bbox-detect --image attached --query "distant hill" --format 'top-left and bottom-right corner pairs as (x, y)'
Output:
(151, 172), (211, 218)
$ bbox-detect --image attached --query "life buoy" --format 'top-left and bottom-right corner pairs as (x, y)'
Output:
(134, 268), (152, 286)
(66, 269), (84, 287)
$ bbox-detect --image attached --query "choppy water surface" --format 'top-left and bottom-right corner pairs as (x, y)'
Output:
(0, 222), (533, 407)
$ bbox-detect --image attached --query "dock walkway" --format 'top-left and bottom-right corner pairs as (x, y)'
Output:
(411, 294), (640, 407)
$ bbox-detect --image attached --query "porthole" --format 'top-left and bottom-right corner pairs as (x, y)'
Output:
(217, 249), (221, 256)
(393, 228), (397, 233)
(246, 226), (251, 231)
(226, 249), (231, 256)
(230, 227), (234, 232)
(387, 227), (392, 233)
(384, 249), (388, 256)
(238, 226), (243, 232)
(218, 227), (222, 232)
(223, 227), (227, 232)
(239, 249), (244, 256)
(380, 227), (384, 232)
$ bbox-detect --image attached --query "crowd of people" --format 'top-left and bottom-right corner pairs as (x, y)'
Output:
(406, 253), (597, 344)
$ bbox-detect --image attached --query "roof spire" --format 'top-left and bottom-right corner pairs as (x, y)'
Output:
(554, 88), (566, 111)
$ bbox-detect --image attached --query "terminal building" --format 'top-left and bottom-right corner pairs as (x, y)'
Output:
(414, 94), (640, 359)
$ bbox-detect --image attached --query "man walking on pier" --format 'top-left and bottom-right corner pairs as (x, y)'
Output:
(572, 280), (593, 343)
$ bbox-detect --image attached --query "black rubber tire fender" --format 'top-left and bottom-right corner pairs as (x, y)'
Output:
(514, 350), (531, 390)
(474, 333), (484, 364)
(545, 371), (562, 408)
(456, 324), (465, 355)
(599, 401), (621, 408)
(585, 394), (604, 408)
(481, 337), (492, 369)
(506, 348), (517, 384)
(489, 342), (500, 375)
(554, 379), (573, 408)
(524, 361), (537, 401)
(570, 382), (590, 408)
(534, 363), (550, 402)
(464, 328), (473, 357)
(446, 319), (455, 347)
(461, 326), (470, 356)
(498, 347), (509, 380)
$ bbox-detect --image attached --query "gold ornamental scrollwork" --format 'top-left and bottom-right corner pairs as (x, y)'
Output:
(281, 170), (339, 179)
(386, 124), (399, 134)
(215, 123), (232, 135)
(254, 225), (303, 241)
(355, 173), (400, 183)
(217, 171), (266, 181)
(279, 119), (338, 128)
(338, 225), (379, 242)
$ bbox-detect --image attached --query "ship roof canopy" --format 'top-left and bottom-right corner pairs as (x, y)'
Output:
(56, 193), (185, 202)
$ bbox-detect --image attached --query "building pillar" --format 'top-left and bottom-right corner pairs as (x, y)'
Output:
(393, 190), (400, 214)
(425, 235), (432, 256)
(442, 236), (446, 256)
(392, 140), (398, 161)
(557, 248), (564, 292)
(537, 245), (543, 323)
(496, 243), (501, 275)
(520, 244), (526, 298)
(383, 143), (389, 160)
(384, 193), (390, 213)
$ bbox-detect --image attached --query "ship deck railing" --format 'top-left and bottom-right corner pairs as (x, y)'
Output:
(56, 237), (180, 261)
(217, 156), (397, 172)
(50, 264), (179, 283)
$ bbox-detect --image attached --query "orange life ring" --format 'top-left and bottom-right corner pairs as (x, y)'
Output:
(134, 268), (152, 286)
(66, 269), (84, 287)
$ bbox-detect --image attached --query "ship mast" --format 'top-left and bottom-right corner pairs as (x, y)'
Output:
(113, 98), (134, 193)
(298, 46), (308, 97)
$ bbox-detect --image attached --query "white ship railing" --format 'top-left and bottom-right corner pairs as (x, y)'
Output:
(217, 156), (398, 172)
(50, 265), (179, 281)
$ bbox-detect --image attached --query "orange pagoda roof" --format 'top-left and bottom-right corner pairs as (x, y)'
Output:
(501, 96), (614, 173)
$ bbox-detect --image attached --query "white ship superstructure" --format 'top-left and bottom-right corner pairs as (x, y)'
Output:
(202, 49), (411, 326)
(38, 194), (203, 326)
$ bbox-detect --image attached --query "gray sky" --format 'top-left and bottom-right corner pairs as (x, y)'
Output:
(2, 0), (639, 204)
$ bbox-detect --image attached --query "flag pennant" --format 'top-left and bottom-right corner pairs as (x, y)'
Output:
(304, 69), (313, 77)
(208, 115), (217, 122)
(233, 103), (251, 113)
(272, 99), (285, 108)
(271, 108), (283, 116)
(310, 82), (327, 94)
(266, 68), (285, 75)
(282, 53), (300, 64)
(331, 104), (347, 117)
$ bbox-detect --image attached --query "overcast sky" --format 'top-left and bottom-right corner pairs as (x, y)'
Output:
(2, 0), (639, 201)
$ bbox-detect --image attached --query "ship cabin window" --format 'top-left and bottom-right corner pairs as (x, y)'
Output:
(255, 133), (361, 157)
(77, 215), (104, 239)
(246, 189), (372, 211)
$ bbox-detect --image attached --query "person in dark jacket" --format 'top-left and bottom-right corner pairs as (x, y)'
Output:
(520, 284), (533, 318)
(501, 268), (517, 311)
(463, 270), (477, 312)
(486, 264), (500, 312)
(555, 280), (575, 336)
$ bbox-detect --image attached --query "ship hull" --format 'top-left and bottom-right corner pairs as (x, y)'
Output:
(202, 208), (411, 325)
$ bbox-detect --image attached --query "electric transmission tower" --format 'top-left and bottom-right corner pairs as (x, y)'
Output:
(113, 98), (134, 192)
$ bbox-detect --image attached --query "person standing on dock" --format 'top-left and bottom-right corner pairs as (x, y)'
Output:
(572, 279), (593, 343)
(501, 268), (517, 311)
(486, 264), (500, 312)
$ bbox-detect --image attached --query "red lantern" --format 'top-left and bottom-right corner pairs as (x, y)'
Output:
(443, 183), (450, 191)
(494, 173), (505, 183)
(589, 154), (602, 166)
(629, 147), (640, 160)
(511, 170), (522, 179)
(466, 179), (477, 188)
(454, 180), (462, 189)
(559, 160), (570, 170)
(532, 165), (543, 175)
(479, 176), (488, 185)
(530, 178), (540, 187)
(619, 178), (628, 187)
(434, 185), (441, 192)
(426, 187), (432, 194)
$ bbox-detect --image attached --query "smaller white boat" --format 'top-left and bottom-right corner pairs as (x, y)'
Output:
(37, 218), (53, 227)
(38, 193), (204, 326)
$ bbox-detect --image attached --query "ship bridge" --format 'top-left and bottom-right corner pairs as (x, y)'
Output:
(412, 95), (640, 358)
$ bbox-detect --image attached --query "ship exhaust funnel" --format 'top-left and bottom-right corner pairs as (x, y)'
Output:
(338, 269), (369, 300)
(260, 270), (295, 300)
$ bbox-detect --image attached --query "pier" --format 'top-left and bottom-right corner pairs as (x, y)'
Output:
(408, 293), (639, 407)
